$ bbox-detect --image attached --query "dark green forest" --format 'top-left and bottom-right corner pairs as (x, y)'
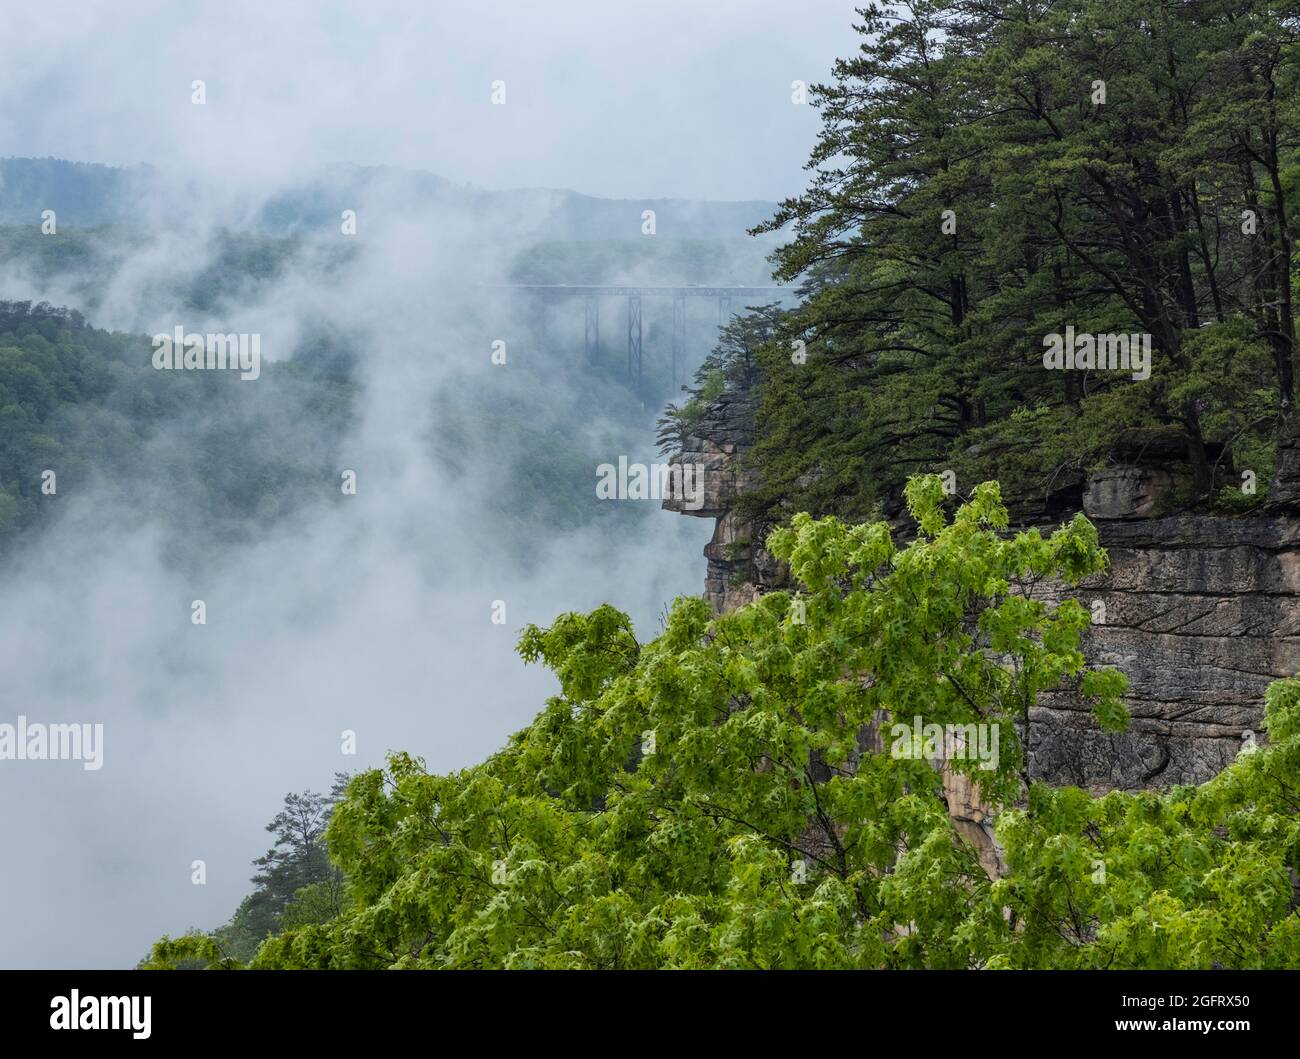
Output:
(0, 224), (721, 561)
(660, 0), (1298, 530)
(0, 299), (353, 551)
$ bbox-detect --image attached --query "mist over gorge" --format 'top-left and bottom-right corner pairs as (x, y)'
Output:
(0, 155), (791, 966)
(2, 1), (1298, 995)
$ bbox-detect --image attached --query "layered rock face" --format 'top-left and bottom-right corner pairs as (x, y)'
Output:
(1033, 514), (1300, 790)
(662, 387), (784, 613)
(665, 388), (1300, 794)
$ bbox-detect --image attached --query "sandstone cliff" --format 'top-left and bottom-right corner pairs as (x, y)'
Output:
(664, 385), (1299, 797)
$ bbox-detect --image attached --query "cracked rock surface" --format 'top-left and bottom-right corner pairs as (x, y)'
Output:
(666, 398), (1299, 792)
(1031, 515), (1300, 790)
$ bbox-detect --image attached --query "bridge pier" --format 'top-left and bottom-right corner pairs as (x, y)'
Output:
(484, 285), (789, 383)
(584, 296), (599, 364)
(627, 295), (642, 383)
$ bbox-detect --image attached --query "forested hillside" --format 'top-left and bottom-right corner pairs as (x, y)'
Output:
(0, 250), (722, 566)
(0, 157), (781, 241)
(0, 300), (353, 550)
(0, 157), (785, 564)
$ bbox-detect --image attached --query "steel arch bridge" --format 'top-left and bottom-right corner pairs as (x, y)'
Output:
(486, 284), (793, 385)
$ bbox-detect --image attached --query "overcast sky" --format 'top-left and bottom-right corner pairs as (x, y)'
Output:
(0, 0), (861, 202)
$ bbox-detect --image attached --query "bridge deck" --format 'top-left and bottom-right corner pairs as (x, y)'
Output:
(485, 284), (790, 298)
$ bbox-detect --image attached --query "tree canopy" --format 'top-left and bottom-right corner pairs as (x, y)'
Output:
(147, 480), (1300, 969)
(720, 0), (1300, 523)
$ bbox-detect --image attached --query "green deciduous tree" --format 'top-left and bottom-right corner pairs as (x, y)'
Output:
(151, 480), (1300, 969)
(145, 478), (1300, 970)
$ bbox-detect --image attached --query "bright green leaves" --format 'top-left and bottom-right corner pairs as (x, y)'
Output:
(904, 475), (951, 537)
(767, 511), (895, 594)
(1080, 668), (1131, 733)
(517, 603), (640, 705)
(988, 699), (1300, 972)
(143, 933), (242, 971)
(168, 481), (1300, 970)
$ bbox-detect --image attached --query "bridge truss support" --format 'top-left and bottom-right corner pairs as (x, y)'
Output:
(627, 294), (642, 383)
(584, 296), (599, 364)
(483, 285), (790, 383)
